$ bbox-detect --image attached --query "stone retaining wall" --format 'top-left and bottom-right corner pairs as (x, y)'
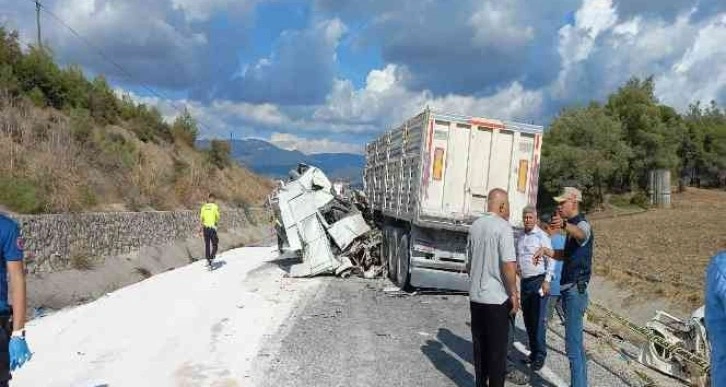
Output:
(11, 208), (269, 273)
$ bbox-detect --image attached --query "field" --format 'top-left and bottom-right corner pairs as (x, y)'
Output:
(592, 188), (726, 311)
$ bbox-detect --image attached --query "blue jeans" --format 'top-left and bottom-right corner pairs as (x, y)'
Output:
(562, 283), (588, 387)
(706, 252), (726, 387)
(521, 275), (548, 362)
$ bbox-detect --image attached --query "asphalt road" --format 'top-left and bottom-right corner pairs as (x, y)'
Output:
(253, 275), (643, 387)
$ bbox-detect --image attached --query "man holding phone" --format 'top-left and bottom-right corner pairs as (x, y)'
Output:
(533, 187), (593, 387)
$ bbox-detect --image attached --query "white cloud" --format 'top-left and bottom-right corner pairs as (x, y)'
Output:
(44, 0), (210, 88)
(315, 64), (544, 128)
(171, 0), (258, 22)
(557, 0), (618, 75)
(549, 0), (726, 111)
(0, 0), (258, 90)
(269, 132), (363, 154)
(656, 14), (726, 108)
(209, 101), (289, 126)
(468, 1), (534, 47)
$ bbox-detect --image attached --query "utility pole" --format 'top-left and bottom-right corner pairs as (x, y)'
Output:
(35, 1), (42, 48)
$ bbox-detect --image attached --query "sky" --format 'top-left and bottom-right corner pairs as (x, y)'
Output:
(1, 0), (726, 155)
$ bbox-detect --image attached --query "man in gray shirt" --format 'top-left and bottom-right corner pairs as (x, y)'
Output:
(466, 188), (520, 387)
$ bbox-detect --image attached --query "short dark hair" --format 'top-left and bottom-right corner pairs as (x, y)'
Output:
(208, 193), (216, 200)
(539, 212), (552, 224)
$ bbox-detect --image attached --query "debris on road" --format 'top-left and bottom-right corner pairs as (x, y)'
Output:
(637, 306), (711, 386)
(268, 164), (383, 279)
(590, 301), (711, 386)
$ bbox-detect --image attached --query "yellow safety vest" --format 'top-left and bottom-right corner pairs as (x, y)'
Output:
(200, 202), (220, 228)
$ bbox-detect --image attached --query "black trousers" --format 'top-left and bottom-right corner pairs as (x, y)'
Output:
(521, 274), (548, 362)
(471, 300), (511, 387)
(0, 314), (12, 387)
(203, 227), (219, 261)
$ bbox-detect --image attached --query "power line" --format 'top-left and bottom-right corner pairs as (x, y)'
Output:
(33, 1), (215, 133)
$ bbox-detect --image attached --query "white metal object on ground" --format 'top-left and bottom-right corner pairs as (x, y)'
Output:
(326, 213), (371, 251)
(637, 306), (711, 384)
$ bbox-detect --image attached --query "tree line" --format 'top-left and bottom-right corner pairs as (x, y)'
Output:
(0, 28), (231, 168)
(539, 77), (726, 210)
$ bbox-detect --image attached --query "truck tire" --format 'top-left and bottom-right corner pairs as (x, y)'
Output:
(277, 233), (284, 254)
(387, 228), (399, 282)
(396, 233), (410, 289)
(380, 228), (389, 277)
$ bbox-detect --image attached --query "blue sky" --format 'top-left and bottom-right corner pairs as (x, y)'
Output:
(1, 0), (726, 154)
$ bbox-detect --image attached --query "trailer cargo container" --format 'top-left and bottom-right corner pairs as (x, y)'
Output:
(364, 108), (544, 290)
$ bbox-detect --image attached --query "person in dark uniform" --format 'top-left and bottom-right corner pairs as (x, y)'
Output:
(0, 214), (32, 386)
(533, 187), (593, 387)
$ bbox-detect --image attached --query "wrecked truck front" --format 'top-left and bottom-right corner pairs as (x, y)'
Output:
(271, 166), (380, 279)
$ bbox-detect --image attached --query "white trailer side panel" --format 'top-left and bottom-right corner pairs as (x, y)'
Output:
(364, 111), (427, 223)
(364, 110), (543, 229)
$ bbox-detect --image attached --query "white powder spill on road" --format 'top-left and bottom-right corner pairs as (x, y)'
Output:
(13, 246), (322, 387)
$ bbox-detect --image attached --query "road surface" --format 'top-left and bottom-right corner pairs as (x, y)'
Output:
(14, 246), (675, 386)
(253, 276), (644, 387)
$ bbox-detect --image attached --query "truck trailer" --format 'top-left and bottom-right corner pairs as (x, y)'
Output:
(364, 108), (544, 291)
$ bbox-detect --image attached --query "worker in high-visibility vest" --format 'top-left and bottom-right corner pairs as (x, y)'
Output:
(200, 193), (220, 268)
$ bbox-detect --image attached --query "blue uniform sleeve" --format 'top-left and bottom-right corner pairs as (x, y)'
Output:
(2, 221), (24, 261)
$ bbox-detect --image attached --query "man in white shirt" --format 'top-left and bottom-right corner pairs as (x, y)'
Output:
(516, 205), (554, 371)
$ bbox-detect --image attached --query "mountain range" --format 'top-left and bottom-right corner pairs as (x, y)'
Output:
(200, 139), (365, 186)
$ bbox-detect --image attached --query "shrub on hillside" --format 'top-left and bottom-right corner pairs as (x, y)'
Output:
(207, 140), (231, 169)
(0, 176), (44, 213)
(70, 108), (93, 144)
(171, 108), (198, 146)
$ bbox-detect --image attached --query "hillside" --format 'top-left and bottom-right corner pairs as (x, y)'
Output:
(206, 139), (365, 185)
(0, 29), (271, 214)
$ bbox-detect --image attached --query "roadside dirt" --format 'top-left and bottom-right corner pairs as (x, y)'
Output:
(591, 188), (726, 316)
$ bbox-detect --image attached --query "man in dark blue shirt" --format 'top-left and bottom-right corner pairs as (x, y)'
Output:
(533, 187), (592, 387)
(0, 214), (32, 386)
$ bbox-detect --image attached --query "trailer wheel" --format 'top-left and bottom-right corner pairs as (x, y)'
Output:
(380, 228), (389, 277)
(387, 228), (399, 282)
(396, 233), (410, 289)
(276, 233), (284, 254)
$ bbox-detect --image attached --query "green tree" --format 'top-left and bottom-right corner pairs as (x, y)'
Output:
(682, 101), (726, 187)
(605, 77), (680, 189)
(171, 108), (198, 146)
(60, 65), (91, 110)
(89, 75), (120, 124)
(0, 28), (22, 97)
(0, 28), (22, 66)
(15, 47), (67, 108)
(541, 103), (631, 208)
(208, 139), (232, 169)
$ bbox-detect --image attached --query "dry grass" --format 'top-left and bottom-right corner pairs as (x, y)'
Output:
(0, 98), (272, 213)
(593, 188), (726, 310)
(70, 253), (95, 271)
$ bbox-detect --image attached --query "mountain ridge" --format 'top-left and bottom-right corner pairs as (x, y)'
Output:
(199, 139), (365, 185)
